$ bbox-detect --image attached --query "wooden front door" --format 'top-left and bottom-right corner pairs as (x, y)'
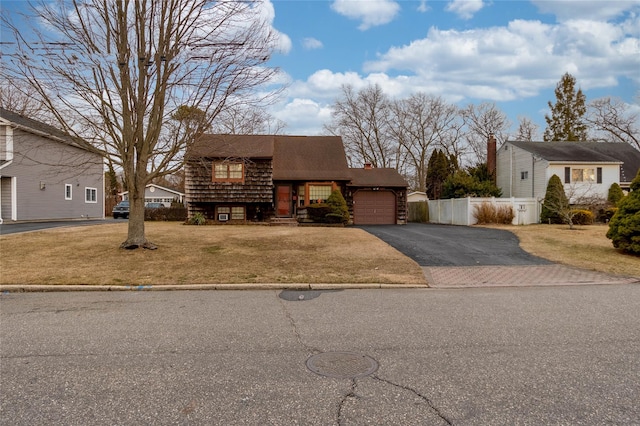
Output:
(276, 185), (292, 217)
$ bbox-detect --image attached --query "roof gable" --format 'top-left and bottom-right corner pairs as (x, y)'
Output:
(0, 107), (93, 153)
(188, 134), (274, 159)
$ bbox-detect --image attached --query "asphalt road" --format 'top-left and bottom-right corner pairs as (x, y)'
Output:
(359, 223), (552, 266)
(2, 287), (639, 425)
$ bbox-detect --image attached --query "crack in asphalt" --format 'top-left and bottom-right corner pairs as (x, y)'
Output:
(373, 375), (454, 425)
(337, 379), (358, 426)
(276, 294), (321, 355)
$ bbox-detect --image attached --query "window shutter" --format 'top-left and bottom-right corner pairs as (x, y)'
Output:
(597, 167), (602, 184)
(564, 167), (571, 183)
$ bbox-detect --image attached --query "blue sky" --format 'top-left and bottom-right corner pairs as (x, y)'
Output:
(264, 0), (640, 136)
(2, 0), (639, 138)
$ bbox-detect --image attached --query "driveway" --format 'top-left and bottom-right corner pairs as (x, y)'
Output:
(0, 219), (119, 235)
(358, 223), (637, 288)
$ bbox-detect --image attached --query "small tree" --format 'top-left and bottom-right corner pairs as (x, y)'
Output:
(607, 170), (640, 255)
(608, 182), (625, 206)
(426, 149), (451, 199)
(441, 165), (501, 199)
(540, 174), (570, 225)
(326, 189), (350, 224)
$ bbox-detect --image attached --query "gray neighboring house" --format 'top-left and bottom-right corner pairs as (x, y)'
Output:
(0, 108), (104, 222)
(496, 141), (640, 202)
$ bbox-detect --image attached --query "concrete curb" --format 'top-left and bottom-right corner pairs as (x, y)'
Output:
(0, 283), (430, 293)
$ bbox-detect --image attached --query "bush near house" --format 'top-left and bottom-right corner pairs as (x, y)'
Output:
(607, 170), (640, 255)
(145, 206), (187, 221)
(326, 189), (350, 224)
(540, 174), (568, 224)
(608, 182), (625, 206)
(306, 204), (333, 222)
(570, 209), (594, 225)
(473, 202), (515, 225)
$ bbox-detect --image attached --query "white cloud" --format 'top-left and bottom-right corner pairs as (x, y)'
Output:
(330, 0), (401, 30)
(270, 98), (333, 135)
(417, 1), (430, 13)
(302, 37), (323, 50)
(445, 0), (485, 20)
(361, 18), (640, 100)
(531, 0), (639, 22)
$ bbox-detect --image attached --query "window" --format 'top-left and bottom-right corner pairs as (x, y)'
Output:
(308, 185), (332, 203)
(213, 162), (244, 182)
(85, 187), (97, 203)
(231, 206), (245, 220)
(571, 168), (595, 182)
(217, 206), (245, 221)
(65, 184), (72, 200)
(520, 171), (528, 180)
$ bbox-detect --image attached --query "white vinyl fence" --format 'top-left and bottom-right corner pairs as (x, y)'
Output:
(427, 197), (540, 226)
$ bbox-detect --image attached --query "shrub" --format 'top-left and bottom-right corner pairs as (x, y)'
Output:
(326, 189), (350, 224)
(570, 209), (594, 225)
(597, 207), (618, 223)
(607, 170), (640, 255)
(473, 202), (515, 224)
(540, 174), (568, 224)
(145, 206), (187, 221)
(306, 204), (332, 222)
(187, 212), (207, 225)
(608, 182), (625, 206)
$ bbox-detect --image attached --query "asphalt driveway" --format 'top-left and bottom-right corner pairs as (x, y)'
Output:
(358, 223), (637, 288)
(358, 223), (551, 267)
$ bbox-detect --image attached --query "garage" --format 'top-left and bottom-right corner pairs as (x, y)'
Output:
(353, 190), (396, 225)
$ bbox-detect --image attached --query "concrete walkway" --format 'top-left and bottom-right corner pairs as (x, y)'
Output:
(424, 264), (639, 288)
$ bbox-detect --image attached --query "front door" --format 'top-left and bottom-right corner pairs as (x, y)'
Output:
(276, 185), (292, 217)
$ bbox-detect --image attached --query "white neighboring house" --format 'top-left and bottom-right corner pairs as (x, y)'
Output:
(0, 108), (104, 223)
(407, 191), (428, 202)
(119, 183), (185, 207)
(496, 141), (640, 203)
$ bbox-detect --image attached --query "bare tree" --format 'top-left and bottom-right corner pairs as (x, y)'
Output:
(211, 104), (286, 135)
(461, 102), (510, 164)
(388, 94), (459, 192)
(587, 96), (639, 149)
(0, 79), (50, 121)
(514, 116), (540, 141)
(326, 84), (396, 168)
(2, 0), (281, 249)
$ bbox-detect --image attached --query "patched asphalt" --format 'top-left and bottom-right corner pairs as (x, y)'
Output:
(358, 223), (639, 288)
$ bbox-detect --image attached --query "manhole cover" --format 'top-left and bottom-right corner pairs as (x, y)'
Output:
(306, 352), (378, 379)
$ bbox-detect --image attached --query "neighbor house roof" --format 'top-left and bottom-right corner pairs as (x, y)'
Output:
(188, 134), (275, 159)
(0, 107), (94, 153)
(507, 141), (640, 183)
(347, 168), (408, 187)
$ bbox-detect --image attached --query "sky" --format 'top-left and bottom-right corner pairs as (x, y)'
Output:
(263, 0), (640, 137)
(2, 0), (639, 139)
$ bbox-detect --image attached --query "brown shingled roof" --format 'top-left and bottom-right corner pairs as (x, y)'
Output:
(272, 136), (351, 180)
(348, 168), (408, 187)
(188, 134), (274, 159)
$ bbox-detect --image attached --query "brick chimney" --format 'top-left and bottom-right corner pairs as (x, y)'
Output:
(487, 133), (496, 183)
(364, 162), (373, 169)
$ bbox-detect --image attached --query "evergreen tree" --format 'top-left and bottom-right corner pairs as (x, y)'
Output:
(607, 182), (625, 207)
(607, 170), (640, 255)
(543, 73), (588, 141)
(326, 189), (350, 224)
(441, 167), (502, 199)
(426, 150), (450, 199)
(540, 174), (569, 224)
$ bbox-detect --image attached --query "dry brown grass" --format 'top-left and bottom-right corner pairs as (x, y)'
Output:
(483, 224), (639, 278)
(0, 223), (426, 286)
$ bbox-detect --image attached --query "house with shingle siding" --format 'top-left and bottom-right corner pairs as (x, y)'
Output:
(185, 134), (408, 224)
(0, 108), (104, 222)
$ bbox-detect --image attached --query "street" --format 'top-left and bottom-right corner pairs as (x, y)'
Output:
(1, 286), (639, 425)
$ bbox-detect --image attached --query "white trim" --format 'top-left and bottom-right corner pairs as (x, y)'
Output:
(85, 187), (97, 203)
(11, 176), (17, 220)
(65, 183), (73, 200)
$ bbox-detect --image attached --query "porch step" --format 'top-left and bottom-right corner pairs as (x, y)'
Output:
(269, 217), (299, 226)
